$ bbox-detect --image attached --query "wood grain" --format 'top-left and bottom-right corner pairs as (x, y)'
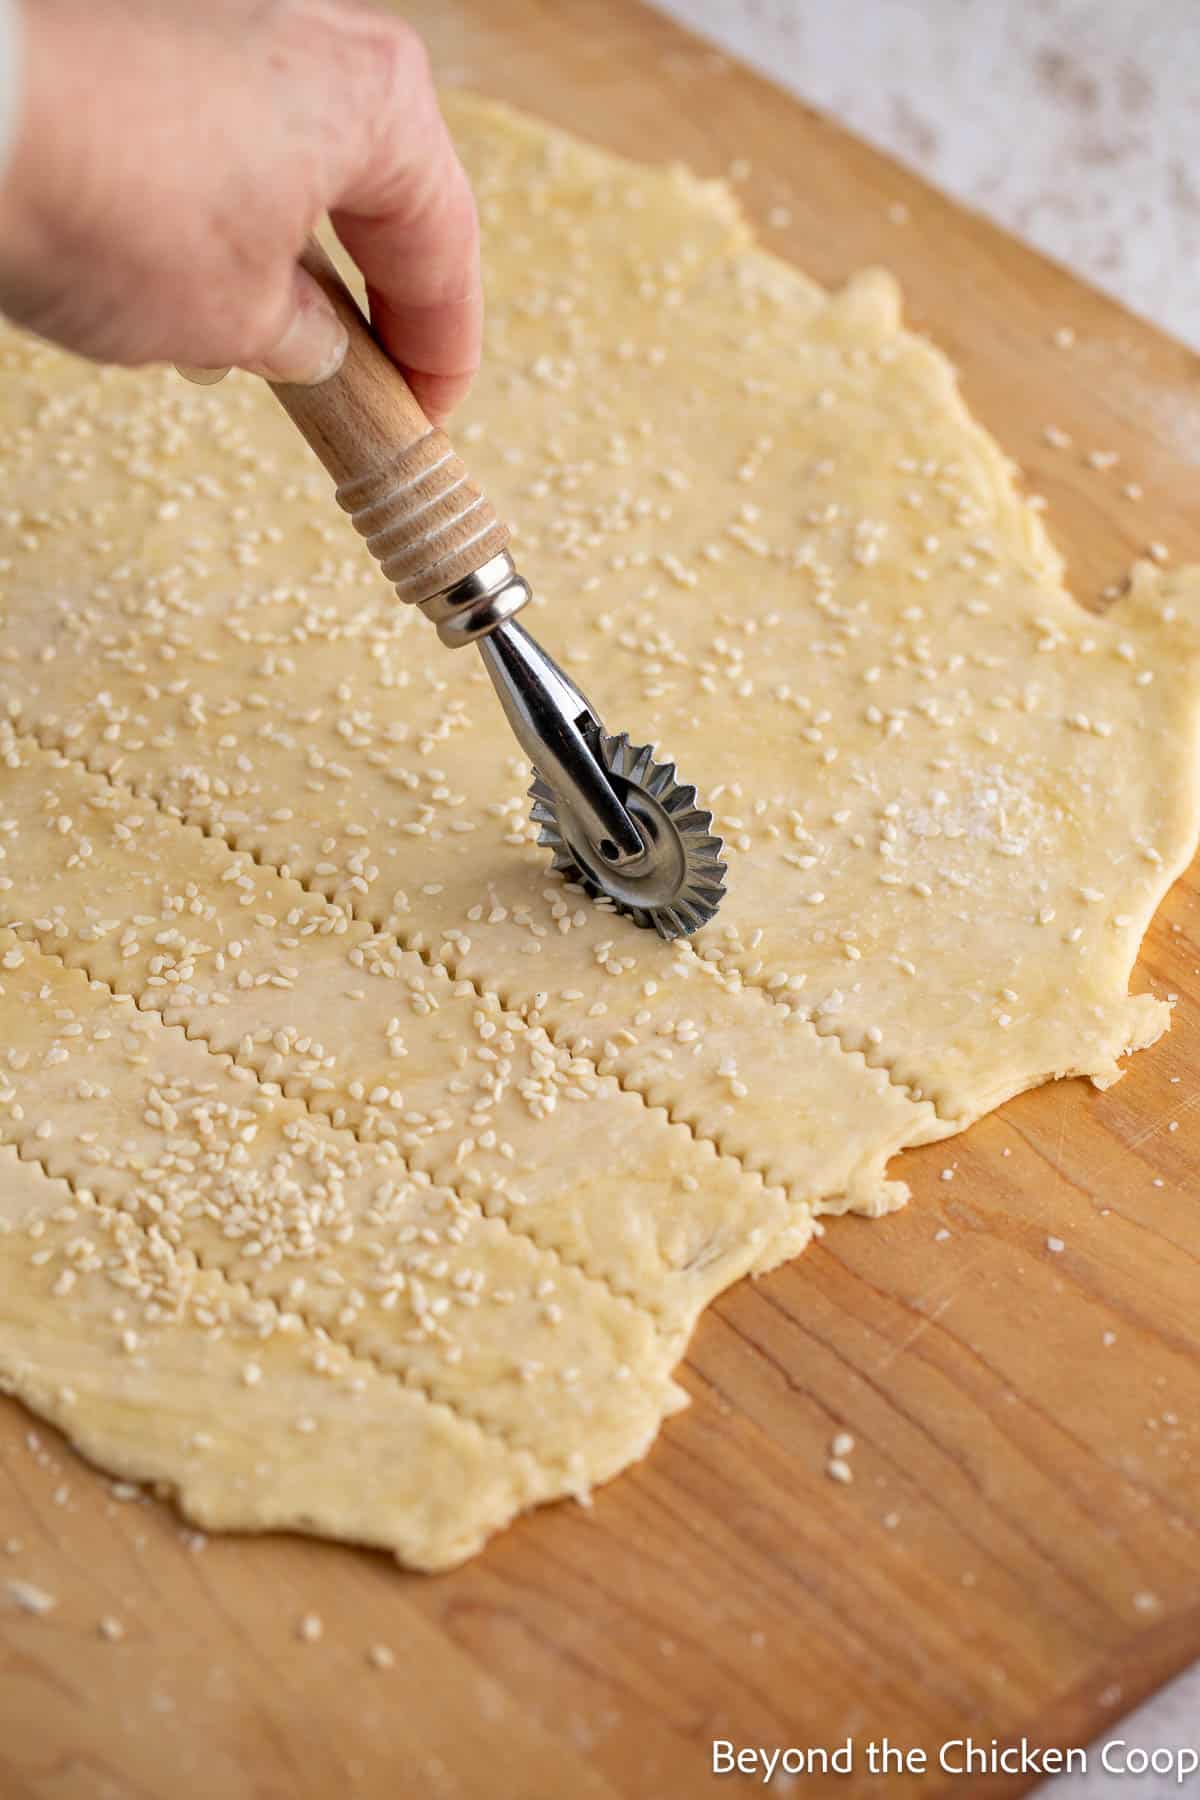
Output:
(4, 3), (1200, 1795)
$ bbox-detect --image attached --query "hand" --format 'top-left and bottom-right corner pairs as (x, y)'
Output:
(0, 0), (481, 420)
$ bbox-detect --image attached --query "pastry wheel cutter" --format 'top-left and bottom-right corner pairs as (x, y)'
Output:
(253, 244), (727, 939)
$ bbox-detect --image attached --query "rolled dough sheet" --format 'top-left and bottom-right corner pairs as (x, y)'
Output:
(0, 96), (1198, 1568)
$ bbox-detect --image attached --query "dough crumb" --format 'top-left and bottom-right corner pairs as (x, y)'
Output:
(1046, 1236), (1065, 1254)
(830, 1431), (855, 1458)
(296, 1611), (324, 1643)
(6, 1578), (56, 1615)
(98, 1615), (126, 1642)
(1052, 325), (1076, 348)
(827, 1457), (854, 1485)
(367, 1643), (395, 1670)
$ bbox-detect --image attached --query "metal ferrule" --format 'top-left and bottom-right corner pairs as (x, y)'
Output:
(421, 551), (532, 647)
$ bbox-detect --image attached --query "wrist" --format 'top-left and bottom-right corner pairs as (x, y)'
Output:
(0, 0), (58, 305)
(0, 0), (22, 175)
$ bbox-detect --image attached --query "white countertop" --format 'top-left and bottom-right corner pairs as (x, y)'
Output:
(655, 0), (1200, 348)
(652, 2), (1200, 1791)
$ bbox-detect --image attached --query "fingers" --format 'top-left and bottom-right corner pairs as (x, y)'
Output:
(0, 0), (478, 411)
(330, 25), (482, 424)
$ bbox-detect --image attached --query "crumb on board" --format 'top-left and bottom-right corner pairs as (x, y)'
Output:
(6, 1578), (56, 1615)
(827, 1430), (856, 1484)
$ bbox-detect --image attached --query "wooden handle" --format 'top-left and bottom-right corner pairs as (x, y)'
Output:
(269, 242), (509, 607)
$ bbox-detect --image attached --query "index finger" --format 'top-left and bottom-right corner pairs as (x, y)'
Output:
(331, 43), (482, 425)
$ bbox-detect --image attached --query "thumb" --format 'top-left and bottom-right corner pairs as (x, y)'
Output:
(241, 264), (349, 384)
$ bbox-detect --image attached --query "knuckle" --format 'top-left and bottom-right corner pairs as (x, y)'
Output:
(377, 14), (432, 92)
(347, 10), (432, 115)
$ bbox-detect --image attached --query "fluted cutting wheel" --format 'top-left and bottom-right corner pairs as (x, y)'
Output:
(529, 731), (727, 939)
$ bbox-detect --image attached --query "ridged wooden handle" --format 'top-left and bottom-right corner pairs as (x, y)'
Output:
(269, 242), (509, 606)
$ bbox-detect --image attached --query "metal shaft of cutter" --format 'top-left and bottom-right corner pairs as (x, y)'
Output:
(477, 621), (648, 869)
(421, 549), (648, 871)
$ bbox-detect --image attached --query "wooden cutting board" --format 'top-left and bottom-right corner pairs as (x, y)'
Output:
(3, 4), (1200, 1795)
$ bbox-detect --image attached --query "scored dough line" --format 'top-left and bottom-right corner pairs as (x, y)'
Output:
(1, 914), (669, 1333)
(0, 1141), (553, 1473)
(2, 714), (827, 1201)
(673, 939), (959, 1123)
